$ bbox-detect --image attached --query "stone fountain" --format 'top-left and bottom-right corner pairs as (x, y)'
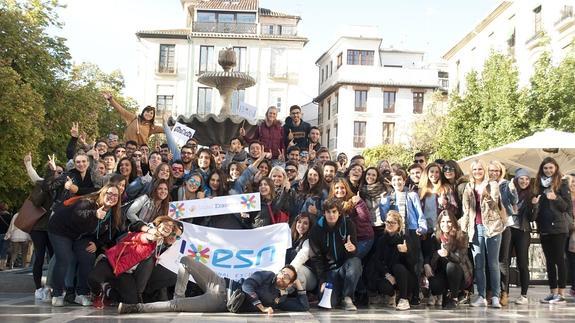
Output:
(171, 48), (258, 146)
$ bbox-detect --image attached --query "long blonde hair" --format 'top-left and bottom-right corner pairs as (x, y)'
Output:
(469, 159), (488, 184)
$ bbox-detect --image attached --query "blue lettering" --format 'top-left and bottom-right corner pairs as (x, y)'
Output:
(234, 250), (254, 268)
(179, 240), (187, 254)
(255, 246), (275, 266)
(212, 249), (233, 268)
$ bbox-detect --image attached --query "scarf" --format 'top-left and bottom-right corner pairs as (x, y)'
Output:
(541, 176), (552, 188)
(360, 182), (385, 199)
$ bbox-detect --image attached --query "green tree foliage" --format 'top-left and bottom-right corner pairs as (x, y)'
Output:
(409, 90), (448, 156)
(0, 67), (45, 207)
(362, 144), (415, 169)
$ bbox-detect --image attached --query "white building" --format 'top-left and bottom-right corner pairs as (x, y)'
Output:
(313, 27), (447, 157)
(444, 1), (575, 94)
(134, 0), (308, 120)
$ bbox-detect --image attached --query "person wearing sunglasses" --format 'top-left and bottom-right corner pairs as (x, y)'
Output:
(89, 216), (183, 309)
(413, 152), (428, 169)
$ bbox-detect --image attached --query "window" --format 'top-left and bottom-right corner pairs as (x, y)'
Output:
(231, 90), (245, 113)
(268, 89), (284, 112)
(158, 44), (175, 73)
(197, 12), (216, 22)
(327, 128), (331, 149)
(413, 91), (424, 114)
(355, 90), (367, 112)
(353, 121), (367, 148)
(333, 123), (338, 148)
(327, 98), (331, 120)
(199, 45), (214, 74)
(383, 91), (396, 113)
(329, 61), (333, 76)
(337, 53), (342, 68)
(333, 92), (338, 115)
(197, 87), (212, 115)
(156, 95), (174, 112)
(270, 48), (287, 77)
(233, 47), (247, 72)
(382, 122), (395, 144)
(236, 13), (256, 23)
(347, 50), (374, 65)
(534, 6), (542, 34)
(318, 103), (323, 125)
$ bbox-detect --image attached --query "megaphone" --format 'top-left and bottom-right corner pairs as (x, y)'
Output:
(318, 282), (333, 309)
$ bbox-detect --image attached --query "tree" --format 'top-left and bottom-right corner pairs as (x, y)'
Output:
(409, 90), (448, 156)
(362, 144), (415, 169)
(0, 67), (45, 207)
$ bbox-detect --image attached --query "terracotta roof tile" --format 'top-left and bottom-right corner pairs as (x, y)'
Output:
(259, 8), (300, 19)
(193, 0), (257, 11)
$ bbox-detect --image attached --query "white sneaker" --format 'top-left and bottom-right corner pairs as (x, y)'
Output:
(42, 288), (52, 303)
(74, 294), (93, 306)
(396, 298), (410, 311)
(491, 296), (502, 308)
(549, 294), (566, 305)
(35, 288), (44, 300)
(470, 296), (487, 307)
(52, 296), (64, 307)
(515, 295), (529, 305)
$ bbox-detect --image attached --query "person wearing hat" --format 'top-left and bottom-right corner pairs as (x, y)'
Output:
(103, 92), (164, 146)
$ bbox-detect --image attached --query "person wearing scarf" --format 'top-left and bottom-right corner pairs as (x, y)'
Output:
(47, 184), (122, 307)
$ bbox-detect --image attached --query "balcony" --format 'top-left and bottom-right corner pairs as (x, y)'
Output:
(192, 22), (256, 34)
(555, 6), (574, 32)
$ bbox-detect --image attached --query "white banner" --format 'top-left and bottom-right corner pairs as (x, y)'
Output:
(159, 222), (291, 280)
(169, 193), (261, 220)
(171, 122), (196, 147)
(233, 101), (257, 121)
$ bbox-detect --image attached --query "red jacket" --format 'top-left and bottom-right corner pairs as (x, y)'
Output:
(244, 120), (285, 158)
(105, 232), (156, 276)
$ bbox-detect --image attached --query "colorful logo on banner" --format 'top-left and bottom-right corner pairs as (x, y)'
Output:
(169, 202), (186, 219)
(240, 194), (257, 210)
(187, 243), (210, 264)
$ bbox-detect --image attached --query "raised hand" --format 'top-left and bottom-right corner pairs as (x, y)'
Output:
(254, 170), (264, 183)
(288, 139), (296, 148)
(308, 144), (316, 160)
(47, 154), (57, 171)
(23, 152), (32, 164)
(70, 122), (79, 138)
(96, 206), (107, 219)
(532, 194), (541, 205)
(308, 203), (317, 214)
(102, 92), (113, 102)
(397, 240), (408, 253)
(278, 149), (285, 162)
(64, 176), (74, 190)
(344, 235), (356, 253)
(287, 129), (293, 141)
(239, 126), (246, 137)
(546, 190), (557, 200)
(351, 190), (361, 204)
(264, 151), (272, 159)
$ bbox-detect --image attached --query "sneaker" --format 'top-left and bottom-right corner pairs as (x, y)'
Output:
(42, 288), (52, 303)
(92, 294), (104, 310)
(118, 302), (141, 314)
(515, 295), (529, 305)
(491, 296), (502, 308)
(396, 298), (410, 311)
(540, 294), (555, 304)
(549, 294), (566, 305)
(35, 288), (44, 300)
(569, 289), (575, 298)
(410, 296), (421, 306)
(458, 292), (471, 305)
(443, 298), (457, 310)
(75, 294), (93, 306)
(470, 296), (487, 307)
(341, 296), (357, 311)
(427, 295), (437, 306)
(51, 296), (64, 307)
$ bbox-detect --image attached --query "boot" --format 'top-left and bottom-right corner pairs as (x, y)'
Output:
(0, 259), (6, 271)
(500, 291), (509, 306)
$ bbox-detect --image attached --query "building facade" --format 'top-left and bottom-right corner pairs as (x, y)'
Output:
(134, 0), (308, 120)
(444, 1), (575, 94)
(314, 29), (447, 157)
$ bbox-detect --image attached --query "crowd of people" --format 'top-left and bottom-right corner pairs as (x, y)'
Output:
(2, 96), (575, 315)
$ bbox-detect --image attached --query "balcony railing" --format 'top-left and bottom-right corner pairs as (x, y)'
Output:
(556, 6), (574, 25)
(192, 22), (256, 34)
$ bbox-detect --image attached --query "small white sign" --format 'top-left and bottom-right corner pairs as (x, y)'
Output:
(171, 122), (196, 147)
(234, 102), (257, 121)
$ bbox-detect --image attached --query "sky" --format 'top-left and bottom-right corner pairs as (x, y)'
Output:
(56, 0), (502, 101)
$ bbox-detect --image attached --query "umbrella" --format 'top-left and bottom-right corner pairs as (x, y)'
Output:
(457, 129), (575, 176)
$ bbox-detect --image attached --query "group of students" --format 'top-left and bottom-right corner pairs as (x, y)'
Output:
(16, 97), (575, 314)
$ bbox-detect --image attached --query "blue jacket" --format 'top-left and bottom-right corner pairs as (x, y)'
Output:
(379, 189), (427, 233)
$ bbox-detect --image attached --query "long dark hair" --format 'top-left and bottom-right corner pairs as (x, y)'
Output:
(290, 213), (312, 242)
(259, 177), (276, 202)
(300, 164), (325, 198)
(208, 169), (228, 197)
(150, 179), (170, 217)
(535, 157), (563, 195)
(435, 210), (467, 251)
(116, 157), (137, 183)
(138, 105), (156, 124)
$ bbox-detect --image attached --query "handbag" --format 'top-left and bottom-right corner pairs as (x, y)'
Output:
(14, 198), (46, 233)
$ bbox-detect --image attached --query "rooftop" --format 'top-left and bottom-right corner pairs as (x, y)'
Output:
(259, 8), (301, 20)
(136, 28), (308, 43)
(191, 0), (258, 11)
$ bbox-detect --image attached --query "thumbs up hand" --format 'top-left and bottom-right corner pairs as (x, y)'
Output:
(344, 235), (356, 253)
(546, 190), (557, 200)
(351, 190), (361, 204)
(397, 240), (408, 253)
(64, 176), (74, 190)
(239, 126), (246, 137)
(287, 129), (294, 140)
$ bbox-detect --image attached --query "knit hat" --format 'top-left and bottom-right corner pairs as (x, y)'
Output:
(514, 168), (529, 179)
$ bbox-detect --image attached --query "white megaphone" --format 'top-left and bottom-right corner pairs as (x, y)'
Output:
(318, 282), (333, 309)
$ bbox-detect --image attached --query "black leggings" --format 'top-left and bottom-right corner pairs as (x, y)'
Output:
(375, 263), (417, 300)
(30, 230), (53, 289)
(88, 259), (140, 304)
(429, 260), (464, 298)
(508, 228), (531, 295)
(540, 233), (568, 289)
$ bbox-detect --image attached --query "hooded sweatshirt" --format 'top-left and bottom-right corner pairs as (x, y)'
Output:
(283, 116), (311, 150)
(309, 215), (358, 284)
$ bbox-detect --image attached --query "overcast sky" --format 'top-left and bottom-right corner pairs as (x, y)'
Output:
(57, 0), (501, 102)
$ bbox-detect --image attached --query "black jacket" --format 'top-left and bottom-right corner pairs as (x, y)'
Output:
(367, 230), (417, 281)
(535, 179), (573, 234)
(47, 169), (97, 209)
(48, 199), (117, 248)
(309, 215), (358, 284)
(240, 270), (309, 312)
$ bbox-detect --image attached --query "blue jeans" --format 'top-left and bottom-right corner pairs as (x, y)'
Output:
(325, 257), (362, 307)
(471, 224), (502, 298)
(356, 239), (374, 259)
(49, 233), (95, 297)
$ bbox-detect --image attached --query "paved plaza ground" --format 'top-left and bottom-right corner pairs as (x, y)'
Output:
(1, 267), (575, 322)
